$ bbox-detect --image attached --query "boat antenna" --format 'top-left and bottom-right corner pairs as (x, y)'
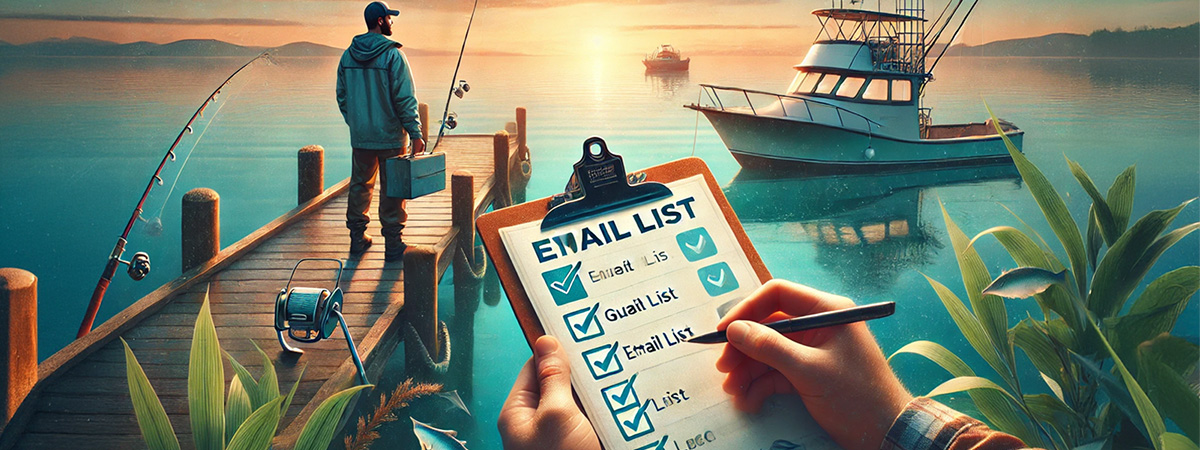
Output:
(431, 0), (480, 153)
(926, 0), (979, 75)
(924, 0), (966, 52)
(77, 51), (271, 338)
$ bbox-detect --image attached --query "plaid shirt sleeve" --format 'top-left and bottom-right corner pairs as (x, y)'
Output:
(880, 398), (1033, 450)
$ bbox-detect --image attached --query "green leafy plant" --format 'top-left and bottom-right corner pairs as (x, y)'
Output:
(123, 287), (371, 450)
(890, 111), (1199, 450)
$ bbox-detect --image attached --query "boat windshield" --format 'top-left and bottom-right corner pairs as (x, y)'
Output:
(788, 71), (822, 94)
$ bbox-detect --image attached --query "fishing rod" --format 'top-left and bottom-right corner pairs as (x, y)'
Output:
(431, 0), (480, 152)
(77, 51), (271, 338)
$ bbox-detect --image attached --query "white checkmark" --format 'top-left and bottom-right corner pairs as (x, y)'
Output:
(550, 261), (582, 294)
(685, 235), (706, 254)
(706, 270), (725, 287)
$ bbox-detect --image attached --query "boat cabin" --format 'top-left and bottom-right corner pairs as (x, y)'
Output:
(784, 7), (930, 139)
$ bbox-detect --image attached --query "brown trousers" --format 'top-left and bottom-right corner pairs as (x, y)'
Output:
(347, 147), (408, 238)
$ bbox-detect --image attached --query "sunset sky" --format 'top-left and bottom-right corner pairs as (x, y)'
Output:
(0, 0), (1196, 55)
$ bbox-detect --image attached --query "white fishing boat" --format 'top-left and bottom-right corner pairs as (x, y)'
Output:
(687, 0), (1023, 172)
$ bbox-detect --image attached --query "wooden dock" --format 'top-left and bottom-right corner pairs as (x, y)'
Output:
(0, 107), (530, 449)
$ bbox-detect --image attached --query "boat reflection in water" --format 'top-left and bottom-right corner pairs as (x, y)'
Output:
(724, 163), (1021, 294)
(645, 70), (691, 99)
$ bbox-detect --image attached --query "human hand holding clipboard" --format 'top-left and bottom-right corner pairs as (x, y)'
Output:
(481, 138), (908, 450)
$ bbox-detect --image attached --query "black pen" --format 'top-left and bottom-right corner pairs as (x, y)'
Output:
(687, 301), (896, 344)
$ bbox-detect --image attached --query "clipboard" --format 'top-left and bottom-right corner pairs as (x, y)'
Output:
(478, 138), (771, 345)
(477, 137), (837, 450)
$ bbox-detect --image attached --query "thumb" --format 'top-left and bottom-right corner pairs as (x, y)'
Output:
(532, 335), (575, 410)
(725, 320), (813, 376)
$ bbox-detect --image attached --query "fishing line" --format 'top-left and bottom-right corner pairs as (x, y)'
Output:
(691, 88), (702, 157)
(431, 0), (480, 152)
(151, 74), (251, 220)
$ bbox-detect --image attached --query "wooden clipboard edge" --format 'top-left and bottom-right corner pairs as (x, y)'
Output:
(477, 156), (772, 348)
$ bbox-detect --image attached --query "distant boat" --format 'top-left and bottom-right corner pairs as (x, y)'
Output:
(643, 44), (690, 72)
(687, 1), (1024, 172)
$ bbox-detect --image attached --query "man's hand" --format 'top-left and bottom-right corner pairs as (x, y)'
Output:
(410, 137), (426, 155)
(715, 280), (913, 450)
(499, 336), (602, 450)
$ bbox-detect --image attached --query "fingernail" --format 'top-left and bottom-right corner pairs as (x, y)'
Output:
(533, 336), (558, 358)
(726, 321), (751, 345)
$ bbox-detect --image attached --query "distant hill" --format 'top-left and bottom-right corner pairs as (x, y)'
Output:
(0, 37), (452, 57)
(947, 23), (1198, 58)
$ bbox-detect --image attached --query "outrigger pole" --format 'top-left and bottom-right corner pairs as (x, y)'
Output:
(77, 51), (270, 338)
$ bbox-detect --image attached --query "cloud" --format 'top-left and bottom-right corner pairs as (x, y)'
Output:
(0, 13), (303, 26)
(621, 24), (798, 31)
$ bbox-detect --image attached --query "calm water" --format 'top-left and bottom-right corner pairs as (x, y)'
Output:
(1, 54), (1197, 448)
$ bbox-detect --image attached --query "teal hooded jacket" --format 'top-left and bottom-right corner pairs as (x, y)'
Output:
(336, 33), (422, 149)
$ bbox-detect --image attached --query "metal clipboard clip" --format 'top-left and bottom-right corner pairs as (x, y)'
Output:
(541, 136), (673, 231)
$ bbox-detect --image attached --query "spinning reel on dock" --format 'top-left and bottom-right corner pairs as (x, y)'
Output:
(273, 258), (368, 385)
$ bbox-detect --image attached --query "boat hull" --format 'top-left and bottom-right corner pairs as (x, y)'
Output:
(695, 107), (1023, 173)
(643, 58), (690, 72)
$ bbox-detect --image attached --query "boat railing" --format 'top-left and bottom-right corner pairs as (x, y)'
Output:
(696, 84), (884, 134)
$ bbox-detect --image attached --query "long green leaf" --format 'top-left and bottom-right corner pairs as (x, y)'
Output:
(226, 397), (284, 450)
(1087, 206), (1103, 270)
(225, 376), (252, 444)
(940, 202), (1015, 383)
(252, 341), (279, 405)
(280, 364), (306, 418)
(928, 376), (1019, 402)
(1134, 222), (1200, 285)
(1067, 158), (1120, 245)
(1095, 322), (1167, 450)
(1161, 432), (1199, 450)
(1090, 201), (1195, 318)
(924, 275), (1011, 386)
(1025, 393), (1084, 449)
(123, 338), (181, 450)
(889, 340), (974, 376)
(189, 292), (225, 450)
(227, 349), (265, 410)
(988, 103), (1088, 299)
(1072, 351), (1150, 440)
(1107, 268), (1197, 364)
(920, 276), (1048, 446)
(292, 385), (372, 450)
(1107, 166), (1136, 236)
(1011, 320), (1069, 397)
(1139, 336), (1200, 442)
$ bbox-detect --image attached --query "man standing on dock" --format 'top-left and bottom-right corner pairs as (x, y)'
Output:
(337, 0), (424, 262)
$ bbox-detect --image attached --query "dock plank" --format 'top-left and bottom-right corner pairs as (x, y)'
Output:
(0, 132), (519, 450)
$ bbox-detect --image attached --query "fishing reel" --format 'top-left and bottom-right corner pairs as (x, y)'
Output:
(443, 112), (459, 130)
(453, 79), (470, 98)
(273, 258), (368, 385)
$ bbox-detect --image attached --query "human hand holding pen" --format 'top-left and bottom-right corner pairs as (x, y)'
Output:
(715, 279), (913, 450)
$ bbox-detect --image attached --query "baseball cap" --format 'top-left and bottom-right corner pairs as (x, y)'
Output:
(364, 1), (399, 23)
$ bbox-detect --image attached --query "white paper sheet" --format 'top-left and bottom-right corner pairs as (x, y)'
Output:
(500, 175), (840, 450)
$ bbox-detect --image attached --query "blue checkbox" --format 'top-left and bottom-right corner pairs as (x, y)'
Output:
(697, 262), (738, 297)
(614, 399), (654, 441)
(676, 227), (717, 262)
(542, 261), (587, 305)
(581, 342), (623, 380)
(601, 374), (639, 412)
(635, 436), (670, 450)
(563, 303), (604, 342)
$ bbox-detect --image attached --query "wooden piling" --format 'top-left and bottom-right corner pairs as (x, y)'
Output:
(493, 131), (511, 209)
(298, 145), (324, 205)
(516, 107), (528, 156)
(450, 171), (480, 400)
(0, 268), (35, 429)
(403, 245), (439, 376)
(419, 102), (430, 147)
(181, 188), (219, 273)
